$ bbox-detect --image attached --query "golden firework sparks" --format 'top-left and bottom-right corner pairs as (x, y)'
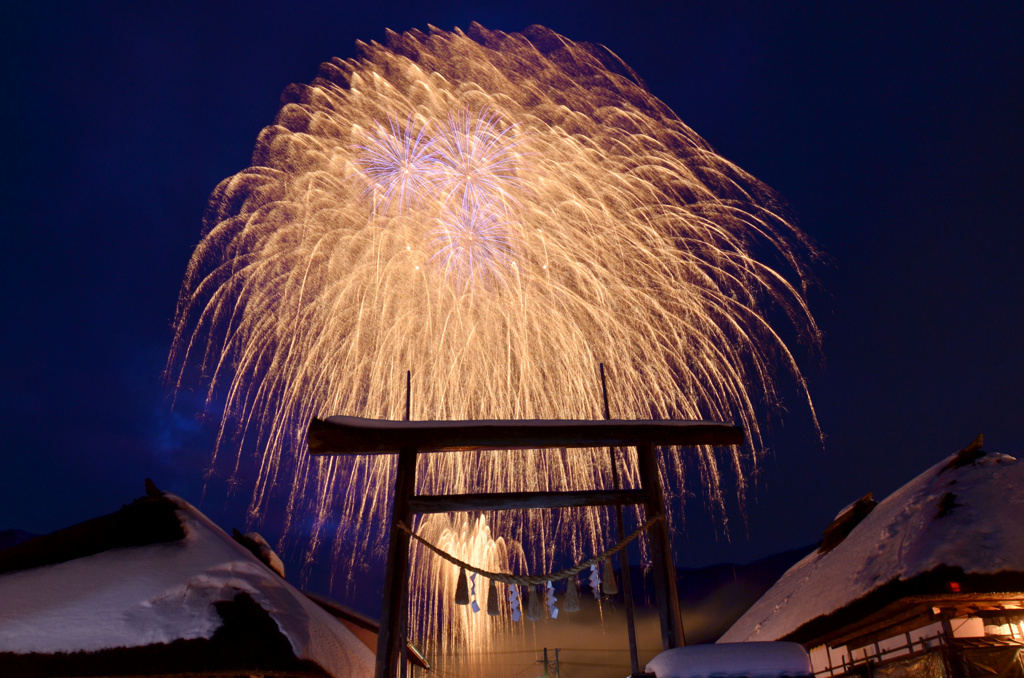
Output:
(169, 23), (821, 668)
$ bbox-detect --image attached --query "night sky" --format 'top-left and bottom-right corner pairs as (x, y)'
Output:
(3, 0), (1022, 600)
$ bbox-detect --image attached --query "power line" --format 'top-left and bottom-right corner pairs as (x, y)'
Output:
(507, 658), (543, 678)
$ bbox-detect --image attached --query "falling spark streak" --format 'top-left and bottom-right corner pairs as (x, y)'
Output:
(410, 514), (527, 675)
(169, 23), (821, 670)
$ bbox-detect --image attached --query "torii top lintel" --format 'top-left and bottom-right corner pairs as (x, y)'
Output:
(308, 415), (744, 455)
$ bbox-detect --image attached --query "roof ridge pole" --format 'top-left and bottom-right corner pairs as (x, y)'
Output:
(637, 439), (685, 650)
(600, 363), (640, 676)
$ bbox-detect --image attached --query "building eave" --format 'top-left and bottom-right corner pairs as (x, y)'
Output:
(782, 567), (1024, 649)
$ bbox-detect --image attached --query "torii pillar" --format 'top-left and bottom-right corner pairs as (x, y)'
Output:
(308, 416), (744, 678)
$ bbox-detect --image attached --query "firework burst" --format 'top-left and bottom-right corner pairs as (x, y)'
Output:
(355, 114), (438, 213)
(430, 199), (518, 292)
(432, 108), (525, 208)
(169, 23), (821, 670)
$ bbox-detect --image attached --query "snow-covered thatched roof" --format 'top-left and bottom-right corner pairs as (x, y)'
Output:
(0, 488), (374, 677)
(721, 441), (1024, 645)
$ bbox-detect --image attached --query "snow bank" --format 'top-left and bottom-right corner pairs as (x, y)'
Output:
(721, 450), (1024, 643)
(0, 495), (374, 677)
(645, 641), (812, 677)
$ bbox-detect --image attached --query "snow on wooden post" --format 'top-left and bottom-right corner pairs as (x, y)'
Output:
(307, 415), (743, 678)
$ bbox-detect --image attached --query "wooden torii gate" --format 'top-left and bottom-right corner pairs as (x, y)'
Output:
(308, 415), (744, 678)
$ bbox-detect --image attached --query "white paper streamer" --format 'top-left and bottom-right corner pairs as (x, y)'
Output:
(470, 572), (480, 614)
(509, 583), (522, 622)
(589, 563), (602, 599)
(544, 580), (559, 619)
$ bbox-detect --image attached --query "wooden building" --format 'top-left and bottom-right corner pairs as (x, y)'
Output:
(721, 438), (1024, 678)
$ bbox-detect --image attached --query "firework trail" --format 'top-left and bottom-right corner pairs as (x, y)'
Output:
(169, 23), (820, 667)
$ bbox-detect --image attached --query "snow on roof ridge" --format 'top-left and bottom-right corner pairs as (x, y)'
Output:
(0, 492), (185, 575)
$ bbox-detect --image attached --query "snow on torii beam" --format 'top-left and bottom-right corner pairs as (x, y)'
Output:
(307, 414), (744, 678)
(308, 415), (744, 454)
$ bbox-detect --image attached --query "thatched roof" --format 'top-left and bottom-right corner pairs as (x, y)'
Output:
(721, 439), (1024, 646)
(0, 484), (374, 677)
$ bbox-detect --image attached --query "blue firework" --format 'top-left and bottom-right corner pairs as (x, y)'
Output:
(429, 199), (517, 291)
(433, 108), (524, 208)
(354, 114), (438, 213)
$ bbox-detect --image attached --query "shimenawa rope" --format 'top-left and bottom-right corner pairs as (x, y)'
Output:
(396, 514), (663, 586)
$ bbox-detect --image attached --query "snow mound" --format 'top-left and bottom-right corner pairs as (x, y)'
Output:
(645, 641), (812, 677)
(721, 448), (1024, 643)
(0, 494), (374, 678)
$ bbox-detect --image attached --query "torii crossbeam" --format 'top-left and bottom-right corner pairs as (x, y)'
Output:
(308, 415), (744, 678)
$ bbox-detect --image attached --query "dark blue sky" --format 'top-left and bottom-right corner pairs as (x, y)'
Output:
(2, 0), (1022, 595)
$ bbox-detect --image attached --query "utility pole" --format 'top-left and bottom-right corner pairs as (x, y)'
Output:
(538, 648), (560, 677)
